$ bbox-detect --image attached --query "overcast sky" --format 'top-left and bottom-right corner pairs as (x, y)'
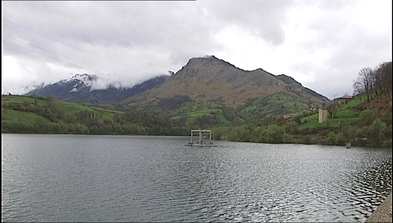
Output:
(2, 0), (392, 99)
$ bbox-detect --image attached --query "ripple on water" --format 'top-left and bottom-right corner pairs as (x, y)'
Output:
(1, 135), (392, 222)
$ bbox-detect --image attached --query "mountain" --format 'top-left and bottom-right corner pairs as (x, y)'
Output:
(24, 74), (169, 103)
(123, 55), (330, 108)
(24, 56), (331, 123)
(119, 56), (332, 123)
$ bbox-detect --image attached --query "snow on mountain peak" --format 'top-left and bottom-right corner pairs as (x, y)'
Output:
(59, 73), (97, 84)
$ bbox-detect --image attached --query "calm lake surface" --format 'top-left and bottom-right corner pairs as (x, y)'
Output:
(2, 134), (392, 222)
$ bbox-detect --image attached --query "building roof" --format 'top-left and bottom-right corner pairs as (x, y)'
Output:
(335, 95), (353, 100)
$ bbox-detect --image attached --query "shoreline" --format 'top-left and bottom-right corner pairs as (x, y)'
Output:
(366, 194), (392, 223)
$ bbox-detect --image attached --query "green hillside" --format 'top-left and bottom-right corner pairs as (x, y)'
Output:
(123, 92), (323, 128)
(294, 96), (364, 130)
(1, 95), (189, 135)
(125, 95), (238, 127)
(219, 93), (392, 147)
(239, 93), (321, 121)
(2, 92), (391, 147)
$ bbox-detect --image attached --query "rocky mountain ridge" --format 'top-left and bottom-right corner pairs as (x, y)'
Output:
(124, 55), (330, 108)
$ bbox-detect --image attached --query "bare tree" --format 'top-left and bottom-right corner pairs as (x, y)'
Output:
(378, 62), (392, 96)
(353, 80), (364, 96)
(373, 63), (384, 97)
(354, 61), (392, 102)
(354, 67), (374, 102)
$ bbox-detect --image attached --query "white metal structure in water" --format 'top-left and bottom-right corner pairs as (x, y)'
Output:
(184, 130), (217, 147)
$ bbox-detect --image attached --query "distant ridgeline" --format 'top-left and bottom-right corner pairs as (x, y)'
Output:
(24, 74), (169, 104)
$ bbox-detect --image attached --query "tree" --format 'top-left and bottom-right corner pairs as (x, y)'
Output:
(342, 125), (355, 143)
(250, 126), (263, 143)
(254, 125), (286, 143)
(328, 132), (337, 145)
(89, 125), (100, 134)
(275, 115), (286, 126)
(359, 109), (377, 125)
(353, 67), (374, 102)
(374, 62), (392, 96)
(367, 118), (387, 146)
(113, 123), (123, 134)
(327, 96), (340, 119)
(353, 62), (392, 100)
(228, 126), (250, 142)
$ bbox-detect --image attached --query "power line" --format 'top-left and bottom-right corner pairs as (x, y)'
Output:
(4, 35), (110, 74)
(4, 19), (153, 75)
(4, 40), (96, 72)
(4, 40), (148, 85)
(3, 53), (52, 77)
(4, 39), (148, 89)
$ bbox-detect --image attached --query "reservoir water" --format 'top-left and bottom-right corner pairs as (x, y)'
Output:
(2, 134), (392, 222)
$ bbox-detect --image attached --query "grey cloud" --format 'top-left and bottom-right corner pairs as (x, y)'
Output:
(2, 0), (391, 98)
(3, 0), (291, 70)
(202, 0), (293, 46)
